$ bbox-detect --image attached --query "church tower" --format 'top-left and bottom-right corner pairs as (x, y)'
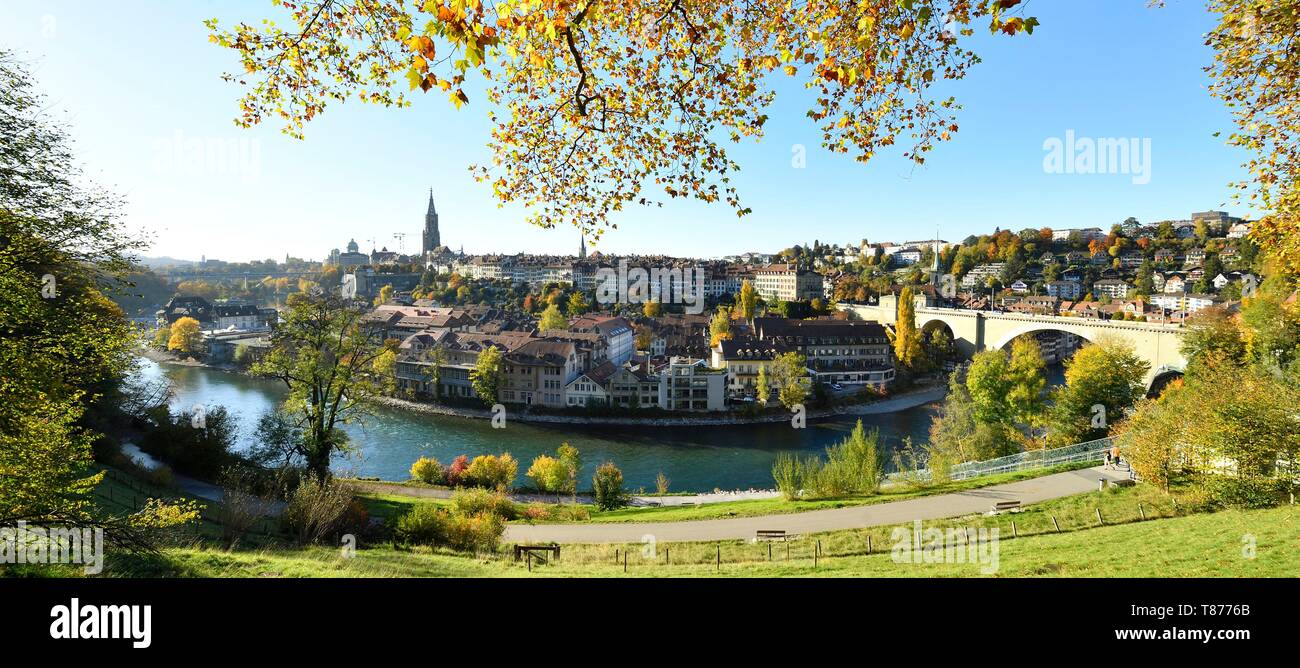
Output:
(579, 231), (587, 259)
(422, 189), (440, 255)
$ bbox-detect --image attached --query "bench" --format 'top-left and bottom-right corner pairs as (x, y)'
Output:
(513, 544), (561, 562)
(990, 500), (1022, 514)
(756, 530), (788, 541)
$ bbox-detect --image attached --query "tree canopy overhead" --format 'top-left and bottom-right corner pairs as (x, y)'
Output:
(208, 0), (1038, 241)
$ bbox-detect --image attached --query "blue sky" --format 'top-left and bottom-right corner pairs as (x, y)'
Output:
(0, 0), (1256, 262)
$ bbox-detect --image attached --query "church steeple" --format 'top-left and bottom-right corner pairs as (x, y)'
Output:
(422, 188), (440, 255)
(579, 230), (587, 259)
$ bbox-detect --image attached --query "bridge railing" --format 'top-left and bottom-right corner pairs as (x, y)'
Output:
(889, 437), (1113, 484)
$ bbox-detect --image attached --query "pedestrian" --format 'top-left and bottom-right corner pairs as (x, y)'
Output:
(1103, 450), (1112, 469)
(1111, 445), (1121, 470)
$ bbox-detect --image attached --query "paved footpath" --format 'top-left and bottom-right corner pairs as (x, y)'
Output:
(504, 466), (1131, 544)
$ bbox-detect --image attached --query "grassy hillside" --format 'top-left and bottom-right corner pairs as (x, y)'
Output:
(92, 492), (1297, 578)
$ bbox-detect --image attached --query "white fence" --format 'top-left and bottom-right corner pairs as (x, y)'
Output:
(891, 437), (1114, 484)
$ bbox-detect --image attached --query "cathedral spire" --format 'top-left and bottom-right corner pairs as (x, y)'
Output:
(422, 188), (440, 255)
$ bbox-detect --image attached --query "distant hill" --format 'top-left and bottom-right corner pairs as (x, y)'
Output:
(137, 256), (197, 269)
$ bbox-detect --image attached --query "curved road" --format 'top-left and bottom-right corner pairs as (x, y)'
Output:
(504, 466), (1131, 544)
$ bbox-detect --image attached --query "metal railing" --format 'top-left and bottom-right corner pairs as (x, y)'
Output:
(889, 437), (1113, 484)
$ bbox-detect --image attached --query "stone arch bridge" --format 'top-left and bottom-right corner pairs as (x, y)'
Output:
(838, 298), (1187, 391)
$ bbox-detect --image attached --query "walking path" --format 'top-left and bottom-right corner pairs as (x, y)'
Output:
(503, 465), (1131, 544)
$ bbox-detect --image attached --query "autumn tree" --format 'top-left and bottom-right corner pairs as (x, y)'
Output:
(538, 302), (568, 330)
(0, 52), (194, 544)
(1005, 335), (1047, 430)
(1180, 305), (1247, 368)
(566, 290), (590, 316)
(771, 352), (809, 409)
(253, 291), (393, 479)
(709, 305), (732, 346)
(642, 298), (663, 318)
(891, 286), (924, 371)
(470, 344), (504, 405)
(964, 349), (1013, 426)
(737, 280), (759, 322)
(1204, 0), (1300, 285)
(755, 363), (770, 405)
(927, 365), (1018, 464)
(1118, 357), (1300, 504)
(152, 324), (171, 350)
(1046, 338), (1149, 447)
(634, 324), (654, 351)
(208, 1), (1039, 242)
(167, 316), (204, 354)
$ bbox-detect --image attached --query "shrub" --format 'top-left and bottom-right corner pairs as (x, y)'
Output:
(395, 503), (447, 545)
(1198, 475), (1287, 510)
(450, 487), (518, 521)
(446, 454), (470, 487)
(395, 504), (506, 553)
(337, 498), (372, 539)
(217, 466), (280, 548)
(655, 471), (670, 495)
(410, 456), (446, 485)
(526, 454), (568, 496)
(146, 464), (176, 490)
(519, 502), (590, 523)
(775, 421), (885, 500)
(466, 453), (518, 491)
(280, 476), (355, 545)
(444, 511), (506, 553)
(522, 503), (550, 522)
(592, 461), (630, 510)
(771, 453), (807, 500)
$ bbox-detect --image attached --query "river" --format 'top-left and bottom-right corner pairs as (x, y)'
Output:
(132, 358), (964, 492)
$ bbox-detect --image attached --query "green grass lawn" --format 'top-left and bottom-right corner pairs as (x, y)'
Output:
(67, 479), (1295, 578)
(93, 501), (1297, 578)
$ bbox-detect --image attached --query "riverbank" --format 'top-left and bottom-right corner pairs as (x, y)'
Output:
(370, 384), (947, 427)
(139, 354), (945, 489)
(141, 348), (945, 427)
(140, 347), (211, 367)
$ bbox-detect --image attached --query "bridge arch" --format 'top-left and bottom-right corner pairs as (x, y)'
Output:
(1147, 366), (1185, 397)
(989, 322), (1102, 353)
(915, 312), (982, 357)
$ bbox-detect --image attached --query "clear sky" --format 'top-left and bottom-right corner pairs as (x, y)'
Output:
(0, 0), (1258, 262)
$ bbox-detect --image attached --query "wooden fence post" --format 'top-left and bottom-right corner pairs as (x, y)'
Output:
(1011, 522), (1017, 538)
(623, 551), (627, 574)
(1051, 515), (1061, 532)
(867, 535), (872, 554)
(1095, 508), (1104, 525)
(1138, 503), (1145, 520)
(716, 543), (721, 573)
